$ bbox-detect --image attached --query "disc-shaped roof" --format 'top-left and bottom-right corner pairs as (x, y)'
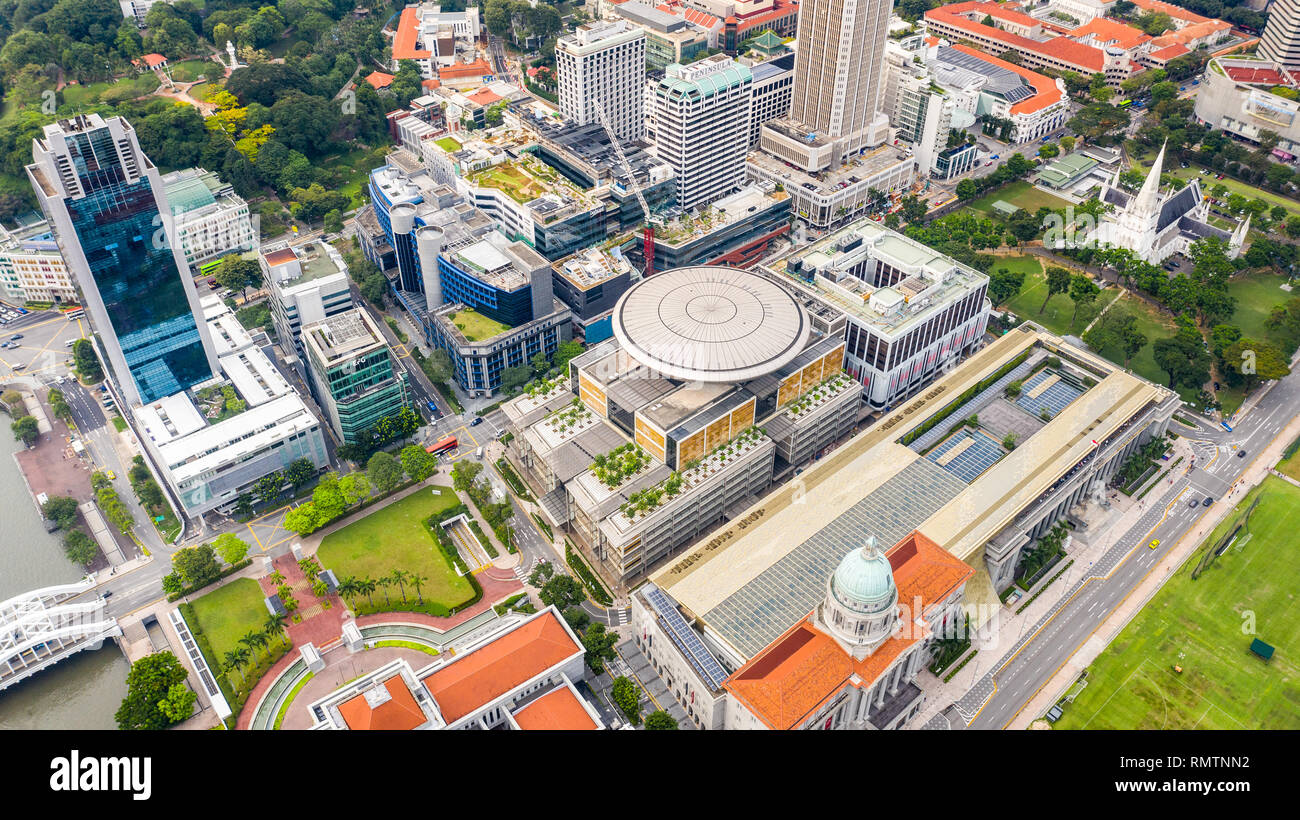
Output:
(611, 266), (810, 383)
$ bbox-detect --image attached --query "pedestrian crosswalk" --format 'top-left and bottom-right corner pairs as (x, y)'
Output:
(613, 607), (630, 625)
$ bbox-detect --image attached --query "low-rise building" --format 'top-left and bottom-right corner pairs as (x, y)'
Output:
(928, 44), (1070, 144)
(1196, 55), (1300, 160)
(161, 168), (256, 274)
(0, 218), (76, 304)
(391, 3), (485, 80)
(262, 240), (354, 374)
(302, 309), (411, 446)
(649, 182), (791, 270)
(135, 296), (328, 517)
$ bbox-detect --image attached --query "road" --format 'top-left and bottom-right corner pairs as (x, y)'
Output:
(941, 364), (1300, 729)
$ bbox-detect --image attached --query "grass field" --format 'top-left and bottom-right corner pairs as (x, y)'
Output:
(190, 578), (272, 662)
(435, 137), (462, 151)
(448, 308), (511, 342)
(1000, 255), (1122, 337)
(1132, 154), (1300, 220)
(468, 162), (548, 204)
(1056, 476), (1300, 730)
(317, 488), (474, 609)
(964, 181), (1072, 218)
(168, 60), (219, 83)
(1225, 271), (1294, 347)
(1275, 433), (1300, 482)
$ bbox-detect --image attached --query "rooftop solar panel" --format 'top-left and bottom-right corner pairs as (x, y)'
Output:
(645, 586), (730, 691)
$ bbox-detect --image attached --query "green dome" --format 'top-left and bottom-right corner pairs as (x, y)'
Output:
(832, 537), (896, 612)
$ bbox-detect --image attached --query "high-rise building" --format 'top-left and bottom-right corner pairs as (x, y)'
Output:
(556, 19), (647, 141)
(763, 0), (892, 172)
(302, 309), (411, 446)
(649, 54), (753, 210)
(27, 114), (219, 406)
(1259, 0), (1300, 69)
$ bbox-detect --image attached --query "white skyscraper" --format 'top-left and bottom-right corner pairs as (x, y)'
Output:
(649, 54), (753, 210)
(556, 19), (647, 141)
(1259, 0), (1300, 70)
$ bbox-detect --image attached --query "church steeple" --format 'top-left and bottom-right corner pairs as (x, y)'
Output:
(1132, 141), (1166, 217)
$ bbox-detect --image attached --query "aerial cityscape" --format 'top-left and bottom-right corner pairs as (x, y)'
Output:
(1, 0), (1299, 746)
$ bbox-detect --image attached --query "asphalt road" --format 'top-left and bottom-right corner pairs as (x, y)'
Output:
(948, 365), (1300, 729)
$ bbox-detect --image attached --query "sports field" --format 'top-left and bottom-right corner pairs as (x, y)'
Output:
(964, 181), (1072, 218)
(1056, 476), (1300, 729)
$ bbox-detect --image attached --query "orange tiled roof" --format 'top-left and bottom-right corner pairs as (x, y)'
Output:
(365, 71), (395, 90)
(1149, 43), (1190, 62)
(1129, 0), (1207, 24)
(393, 6), (432, 60)
(337, 675), (428, 730)
(723, 531), (974, 730)
(262, 248), (297, 266)
(1068, 17), (1151, 51)
(926, 4), (1108, 72)
(439, 58), (493, 80)
(512, 687), (598, 730)
(421, 610), (581, 722)
(950, 43), (1067, 115)
(142, 53), (168, 68)
(422, 78), (441, 90)
(465, 87), (502, 106)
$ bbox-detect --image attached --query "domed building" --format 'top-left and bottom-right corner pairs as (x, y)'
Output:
(723, 531), (973, 730)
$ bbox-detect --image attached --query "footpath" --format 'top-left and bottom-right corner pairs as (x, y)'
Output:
(1008, 406), (1300, 729)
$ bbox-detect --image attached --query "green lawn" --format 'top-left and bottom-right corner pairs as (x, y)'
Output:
(317, 488), (475, 609)
(1000, 255), (1120, 338)
(449, 308), (512, 342)
(190, 578), (272, 663)
(55, 74), (161, 110)
(169, 59), (218, 83)
(1275, 433), (1300, 482)
(1056, 476), (1300, 729)
(1132, 155), (1300, 219)
(1225, 271), (1293, 346)
(435, 136), (462, 152)
(964, 181), (1072, 218)
(190, 79), (226, 102)
(468, 162), (548, 204)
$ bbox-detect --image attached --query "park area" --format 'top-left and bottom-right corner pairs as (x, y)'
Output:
(448, 308), (511, 342)
(1056, 476), (1300, 730)
(468, 161), (549, 203)
(963, 180), (1071, 219)
(189, 578), (275, 664)
(317, 488), (475, 612)
(998, 255), (1120, 338)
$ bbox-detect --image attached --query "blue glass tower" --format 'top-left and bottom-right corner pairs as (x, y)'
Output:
(27, 114), (218, 405)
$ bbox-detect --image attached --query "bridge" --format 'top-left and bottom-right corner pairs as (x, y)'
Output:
(0, 580), (122, 693)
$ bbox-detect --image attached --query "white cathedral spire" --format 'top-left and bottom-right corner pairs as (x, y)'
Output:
(1132, 140), (1166, 217)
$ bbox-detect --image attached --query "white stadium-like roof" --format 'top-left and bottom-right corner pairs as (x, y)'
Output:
(611, 266), (810, 383)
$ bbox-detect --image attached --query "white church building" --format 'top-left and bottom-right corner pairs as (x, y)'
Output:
(1086, 142), (1250, 264)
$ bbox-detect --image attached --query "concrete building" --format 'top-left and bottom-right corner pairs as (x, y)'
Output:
(0, 219), (76, 304)
(502, 266), (862, 586)
(27, 114), (220, 406)
(135, 296), (328, 517)
(761, 217), (991, 411)
(884, 46), (959, 179)
(1196, 55), (1300, 160)
(613, 2), (711, 68)
(262, 240), (354, 373)
(391, 3), (485, 80)
(160, 168), (256, 274)
(649, 55), (754, 210)
(308, 608), (604, 730)
(556, 19), (647, 141)
(745, 52), (794, 148)
(928, 44), (1070, 144)
(633, 324), (1179, 727)
(1084, 142), (1250, 264)
(649, 182), (791, 270)
(550, 245), (636, 343)
(302, 309), (411, 446)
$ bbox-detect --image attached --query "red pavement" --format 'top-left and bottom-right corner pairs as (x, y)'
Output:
(235, 566), (522, 729)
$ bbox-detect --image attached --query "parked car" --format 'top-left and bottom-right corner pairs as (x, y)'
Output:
(1188, 498), (1200, 509)
(1202, 496), (1213, 507)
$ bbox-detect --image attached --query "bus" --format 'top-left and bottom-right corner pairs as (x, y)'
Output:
(65, 308), (85, 321)
(198, 259), (223, 278)
(426, 435), (458, 456)
(1117, 99), (1132, 108)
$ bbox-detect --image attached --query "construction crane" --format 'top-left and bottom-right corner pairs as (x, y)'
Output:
(590, 98), (663, 276)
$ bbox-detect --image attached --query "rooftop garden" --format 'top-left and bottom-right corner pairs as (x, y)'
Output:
(784, 372), (855, 419)
(592, 442), (651, 489)
(196, 384), (248, 422)
(542, 398), (595, 437)
(617, 426), (766, 522)
(435, 136), (462, 152)
(448, 308), (512, 342)
(526, 374), (566, 400)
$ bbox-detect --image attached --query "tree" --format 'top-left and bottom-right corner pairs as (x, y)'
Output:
(172, 544), (221, 588)
(115, 652), (190, 730)
(367, 450), (404, 495)
(1223, 337), (1291, 389)
(63, 530), (98, 566)
(1152, 322), (1211, 389)
(1038, 143), (1060, 159)
(11, 415), (38, 445)
(1061, 135), (1076, 152)
(987, 267), (1026, 308)
(213, 532), (250, 565)
(72, 339), (103, 382)
(284, 457), (317, 490)
(553, 340), (585, 374)
(43, 496), (80, 530)
(156, 683), (196, 724)
(955, 178), (979, 201)
(400, 444), (438, 482)
(1040, 266), (1072, 314)
(611, 676), (642, 726)
(582, 622), (617, 674)
(539, 574), (585, 610)
(563, 605), (590, 633)
(644, 710), (679, 730)
(1067, 274), (1101, 329)
(338, 472), (371, 506)
(420, 348), (454, 384)
(283, 501), (323, 535)
(530, 351), (550, 376)
(451, 459), (484, 493)
(323, 209), (344, 235)
(500, 365), (531, 394)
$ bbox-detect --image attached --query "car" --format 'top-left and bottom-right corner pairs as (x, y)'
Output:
(9, 333), (21, 340)
(1237, 450), (1247, 458)
(98, 384), (107, 392)
(1203, 496), (1213, 507)
(470, 417), (484, 426)
(106, 470), (116, 481)
(1188, 498), (1200, 509)
(1149, 539), (1160, 550)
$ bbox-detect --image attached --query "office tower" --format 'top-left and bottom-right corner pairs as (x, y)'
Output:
(302, 309), (411, 445)
(556, 19), (647, 141)
(649, 54), (753, 210)
(1259, 0), (1300, 69)
(27, 114), (219, 406)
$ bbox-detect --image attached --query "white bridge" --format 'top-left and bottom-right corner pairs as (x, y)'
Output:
(0, 580), (122, 693)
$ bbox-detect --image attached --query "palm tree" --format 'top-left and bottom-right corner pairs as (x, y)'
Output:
(378, 575), (392, 606)
(223, 649), (248, 687)
(361, 577), (377, 607)
(338, 576), (359, 603)
(240, 630), (268, 660)
(263, 612), (288, 649)
(269, 570), (285, 586)
(391, 569), (409, 603)
(409, 572), (428, 605)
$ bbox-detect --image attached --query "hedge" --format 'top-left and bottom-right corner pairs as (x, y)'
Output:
(899, 349), (1033, 446)
(531, 512), (553, 542)
(565, 540), (612, 606)
(495, 458), (534, 501)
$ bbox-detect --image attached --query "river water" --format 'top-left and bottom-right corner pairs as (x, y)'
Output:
(0, 429), (127, 730)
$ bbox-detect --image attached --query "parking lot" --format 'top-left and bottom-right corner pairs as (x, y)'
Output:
(0, 306), (85, 381)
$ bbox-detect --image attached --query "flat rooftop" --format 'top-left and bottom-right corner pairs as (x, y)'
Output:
(651, 327), (1169, 660)
(303, 310), (387, 365)
(553, 247), (633, 291)
(654, 184), (789, 246)
(747, 139), (915, 196)
(264, 241), (345, 287)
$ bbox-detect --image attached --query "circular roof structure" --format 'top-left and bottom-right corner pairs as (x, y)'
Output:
(611, 266), (810, 383)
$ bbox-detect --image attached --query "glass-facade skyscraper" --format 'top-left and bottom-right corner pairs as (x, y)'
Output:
(27, 114), (218, 405)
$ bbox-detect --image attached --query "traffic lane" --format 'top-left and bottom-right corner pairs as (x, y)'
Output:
(0, 312), (81, 374)
(972, 482), (1202, 728)
(62, 381), (107, 431)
